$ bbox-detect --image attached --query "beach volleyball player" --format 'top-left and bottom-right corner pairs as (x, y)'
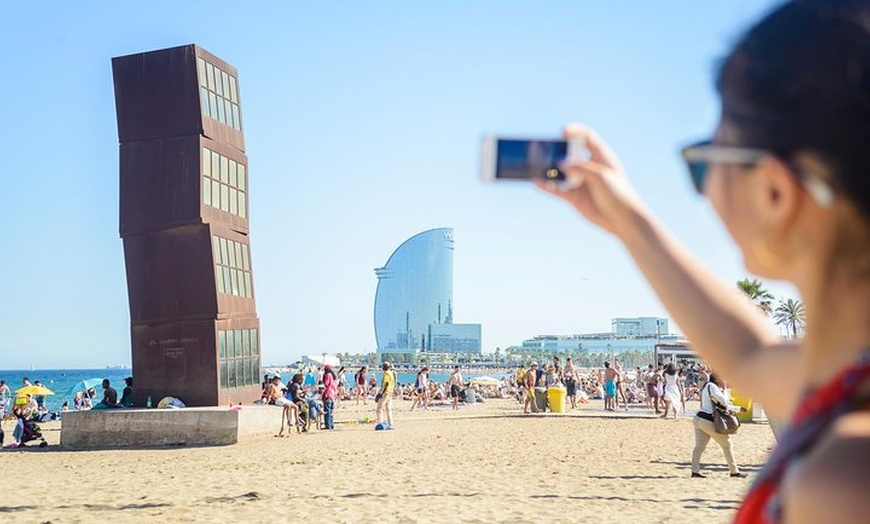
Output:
(529, 1), (870, 521)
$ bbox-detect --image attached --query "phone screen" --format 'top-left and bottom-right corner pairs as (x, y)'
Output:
(495, 139), (568, 180)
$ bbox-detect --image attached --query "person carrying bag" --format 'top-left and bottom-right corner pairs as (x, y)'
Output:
(712, 389), (741, 435)
(690, 372), (744, 478)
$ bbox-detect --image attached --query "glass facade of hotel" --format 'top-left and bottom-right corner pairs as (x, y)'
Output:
(428, 323), (482, 353)
(374, 228), (454, 352)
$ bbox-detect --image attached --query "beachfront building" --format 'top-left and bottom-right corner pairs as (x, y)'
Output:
(374, 228), (481, 361)
(611, 317), (669, 337)
(519, 333), (682, 355)
(114, 45), (260, 407)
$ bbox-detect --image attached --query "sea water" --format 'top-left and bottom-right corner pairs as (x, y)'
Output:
(1, 368), (133, 412)
(0, 369), (509, 412)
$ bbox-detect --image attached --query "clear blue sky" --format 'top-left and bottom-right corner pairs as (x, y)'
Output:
(0, 1), (794, 369)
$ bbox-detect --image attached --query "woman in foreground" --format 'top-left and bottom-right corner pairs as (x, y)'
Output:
(538, 1), (869, 522)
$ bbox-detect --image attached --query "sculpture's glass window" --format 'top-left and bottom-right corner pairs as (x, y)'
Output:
(198, 57), (242, 130)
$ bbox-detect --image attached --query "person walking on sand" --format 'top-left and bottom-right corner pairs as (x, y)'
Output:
(376, 362), (395, 428)
(523, 362), (539, 413)
(448, 366), (464, 410)
(691, 373), (744, 478)
(660, 363), (683, 419)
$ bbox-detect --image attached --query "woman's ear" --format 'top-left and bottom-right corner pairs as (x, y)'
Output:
(754, 156), (803, 231)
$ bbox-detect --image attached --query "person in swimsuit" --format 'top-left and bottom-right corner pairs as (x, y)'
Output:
(613, 358), (628, 411)
(410, 367), (429, 411)
(644, 364), (658, 412)
(536, 1), (870, 520)
(603, 362), (617, 411)
(514, 364), (527, 404)
(564, 358), (579, 408)
(354, 366), (368, 405)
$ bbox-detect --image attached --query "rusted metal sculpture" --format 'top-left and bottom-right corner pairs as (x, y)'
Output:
(113, 45), (260, 406)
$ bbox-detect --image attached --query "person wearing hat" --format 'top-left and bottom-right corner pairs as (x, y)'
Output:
(376, 362), (395, 428)
(544, 364), (559, 388)
(523, 363), (539, 414)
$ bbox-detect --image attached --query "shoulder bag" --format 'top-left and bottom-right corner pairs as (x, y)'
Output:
(708, 384), (740, 434)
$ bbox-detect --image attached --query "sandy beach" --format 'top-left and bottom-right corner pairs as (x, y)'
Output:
(0, 399), (774, 524)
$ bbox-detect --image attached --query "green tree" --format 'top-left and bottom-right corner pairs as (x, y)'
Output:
(773, 298), (806, 339)
(737, 278), (775, 315)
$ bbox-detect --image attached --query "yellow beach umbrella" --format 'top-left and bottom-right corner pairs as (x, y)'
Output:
(16, 385), (55, 396)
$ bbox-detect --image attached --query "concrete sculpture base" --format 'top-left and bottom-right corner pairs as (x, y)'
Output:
(60, 405), (281, 449)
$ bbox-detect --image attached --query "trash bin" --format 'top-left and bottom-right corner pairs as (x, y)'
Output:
(731, 391), (753, 423)
(547, 386), (567, 413)
(534, 387), (549, 412)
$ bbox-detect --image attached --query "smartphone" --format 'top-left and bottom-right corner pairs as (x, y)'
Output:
(481, 136), (586, 184)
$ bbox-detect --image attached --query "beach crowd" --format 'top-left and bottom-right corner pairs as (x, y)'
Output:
(256, 356), (713, 436)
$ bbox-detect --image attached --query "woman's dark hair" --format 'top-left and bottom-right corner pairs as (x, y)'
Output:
(293, 373), (304, 385)
(717, 0), (870, 217)
(666, 363), (677, 375)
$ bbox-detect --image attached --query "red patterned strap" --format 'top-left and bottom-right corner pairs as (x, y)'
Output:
(733, 354), (870, 524)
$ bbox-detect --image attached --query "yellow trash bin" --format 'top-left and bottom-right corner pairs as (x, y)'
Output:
(547, 386), (567, 413)
(731, 391), (753, 423)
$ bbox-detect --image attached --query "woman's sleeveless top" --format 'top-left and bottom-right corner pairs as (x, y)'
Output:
(734, 350), (870, 524)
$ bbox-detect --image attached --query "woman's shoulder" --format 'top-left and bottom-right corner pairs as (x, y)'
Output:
(782, 412), (870, 523)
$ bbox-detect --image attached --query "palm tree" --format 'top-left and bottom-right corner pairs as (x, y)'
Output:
(773, 298), (806, 339)
(737, 278), (775, 316)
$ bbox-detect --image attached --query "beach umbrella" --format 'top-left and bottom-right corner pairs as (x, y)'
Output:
(16, 385), (55, 396)
(66, 378), (104, 396)
(468, 376), (501, 386)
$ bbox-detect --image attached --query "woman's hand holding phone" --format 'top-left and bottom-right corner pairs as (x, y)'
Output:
(535, 124), (650, 238)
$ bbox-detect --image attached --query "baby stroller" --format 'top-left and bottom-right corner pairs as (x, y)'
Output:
(18, 416), (48, 448)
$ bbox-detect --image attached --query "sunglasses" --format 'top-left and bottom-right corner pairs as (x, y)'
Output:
(680, 140), (834, 207)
